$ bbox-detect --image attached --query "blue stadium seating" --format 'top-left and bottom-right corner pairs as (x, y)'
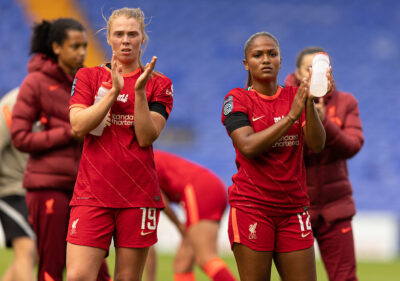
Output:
(1, 0), (400, 215)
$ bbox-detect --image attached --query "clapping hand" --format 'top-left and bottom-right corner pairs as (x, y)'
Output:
(135, 56), (157, 92)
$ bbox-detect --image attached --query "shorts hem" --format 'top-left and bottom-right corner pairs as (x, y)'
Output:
(275, 243), (314, 253)
(66, 239), (110, 251)
(115, 238), (158, 249)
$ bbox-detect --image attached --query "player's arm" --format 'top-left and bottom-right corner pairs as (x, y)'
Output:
(70, 53), (122, 138)
(160, 191), (185, 236)
(227, 82), (308, 159)
(0, 102), (11, 153)
(133, 57), (167, 147)
(70, 92), (117, 138)
(323, 97), (363, 158)
(303, 72), (327, 153)
(11, 80), (73, 152)
(229, 117), (294, 159)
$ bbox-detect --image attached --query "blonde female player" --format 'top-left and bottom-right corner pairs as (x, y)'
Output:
(66, 8), (173, 281)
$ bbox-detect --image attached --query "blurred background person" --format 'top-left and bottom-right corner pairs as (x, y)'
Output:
(284, 46), (364, 281)
(145, 150), (237, 281)
(0, 87), (36, 281)
(10, 18), (111, 281)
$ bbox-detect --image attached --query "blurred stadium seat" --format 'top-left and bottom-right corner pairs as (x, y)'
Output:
(1, 0), (400, 218)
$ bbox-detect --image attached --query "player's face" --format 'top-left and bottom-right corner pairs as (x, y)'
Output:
(107, 16), (143, 65)
(295, 53), (315, 81)
(53, 30), (87, 75)
(244, 36), (281, 82)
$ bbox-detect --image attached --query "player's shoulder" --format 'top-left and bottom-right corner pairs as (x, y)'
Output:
(152, 71), (172, 87)
(335, 90), (357, 101)
(76, 65), (107, 77)
(281, 85), (297, 95)
(225, 87), (250, 99)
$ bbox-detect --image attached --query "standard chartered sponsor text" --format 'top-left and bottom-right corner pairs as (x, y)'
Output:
(112, 114), (134, 126)
(272, 134), (299, 148)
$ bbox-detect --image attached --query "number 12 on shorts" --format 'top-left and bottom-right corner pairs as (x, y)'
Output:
(297, 211), (311, 232)
(140, 207), (157, 232)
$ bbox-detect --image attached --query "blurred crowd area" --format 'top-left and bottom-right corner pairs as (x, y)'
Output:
(1, 0), (399, 215)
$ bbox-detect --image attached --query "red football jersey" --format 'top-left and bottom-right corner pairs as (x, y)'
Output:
(154, 150), (225, 203)
(69, 65), (173, 208)
(221, 86), (309, 215)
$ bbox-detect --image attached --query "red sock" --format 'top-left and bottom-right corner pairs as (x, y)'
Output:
(44, 272), (55, 281)
(174, 272), (196, 281)
(202, 257), (237, 281)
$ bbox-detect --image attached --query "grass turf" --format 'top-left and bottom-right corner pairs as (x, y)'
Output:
(1, 248), (399, 280)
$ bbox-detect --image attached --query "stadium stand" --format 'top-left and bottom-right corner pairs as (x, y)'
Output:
(1, 0), (399, 217)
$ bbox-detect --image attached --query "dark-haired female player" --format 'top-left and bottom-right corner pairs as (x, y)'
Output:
(221, 32), (331, 281)
(11, 18), (110, 281)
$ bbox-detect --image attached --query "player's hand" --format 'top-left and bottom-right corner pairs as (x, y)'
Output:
(327, 66), (334, 93)
(71, 129), (84, 141)
(288, 78), (308, 120)
(315, 97), (326, 122)
(105, 112), (112, 127)
(178, 223), (186, 237)
(111, 52), (124, 94)
(135, 56), (157, 92)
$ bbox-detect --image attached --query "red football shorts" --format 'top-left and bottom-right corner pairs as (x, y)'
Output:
(182, 174), (227, 227)
(228, 206), (314, 252)
(67, 206), (160, 250)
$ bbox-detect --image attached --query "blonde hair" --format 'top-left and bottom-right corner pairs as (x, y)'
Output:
(107, 7), (149, 69)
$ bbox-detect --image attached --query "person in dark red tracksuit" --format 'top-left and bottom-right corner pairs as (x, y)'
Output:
(11, 18), (111, 281)
(285, 46), (363, 281)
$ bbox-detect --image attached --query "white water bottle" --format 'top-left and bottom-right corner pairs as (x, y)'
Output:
(310, 53), (330, 97)
(90, 81), (112, 136)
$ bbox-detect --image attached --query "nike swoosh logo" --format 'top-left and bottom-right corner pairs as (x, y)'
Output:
(341, 227), (351, 234)
(141, 231), (154, 236)
(301, 232), (312, 238)
(49, 84), (60, 91)
(252, 116), (265, 122)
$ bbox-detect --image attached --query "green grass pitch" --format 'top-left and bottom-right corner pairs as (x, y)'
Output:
(0, 248), (399, 280)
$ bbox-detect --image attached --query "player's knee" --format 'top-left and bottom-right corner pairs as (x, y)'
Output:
(197, 255), (218, 269)
(114, 272), (141, 281)
(66, 269), (90, 281)
(12, 237), (36, 262)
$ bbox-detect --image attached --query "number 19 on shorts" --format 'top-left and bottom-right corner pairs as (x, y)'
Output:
(140, 208), (157, 236)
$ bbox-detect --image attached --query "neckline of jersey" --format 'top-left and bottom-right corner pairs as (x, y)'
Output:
(104, 65), (142, 78)
(249, 85), (283, 100)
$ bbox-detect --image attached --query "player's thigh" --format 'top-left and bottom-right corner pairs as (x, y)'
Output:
(187, 220), (219, 254)
(66, 243), (107, 281)
(114, 247), (149, 281)
(12, 236), (36, 260)
(274, 246), (317, 281)
(232, 243), (273, 281)
(173, 238), (195, 273)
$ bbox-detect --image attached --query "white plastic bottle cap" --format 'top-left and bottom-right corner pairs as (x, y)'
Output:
(101, 81), (112, 90)
(313, 52), (330, 65)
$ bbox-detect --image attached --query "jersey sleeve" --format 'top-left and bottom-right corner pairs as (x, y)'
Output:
(221, 89), (249, 126)
(149, 74), (173, 117)
(69, 68), (96, 110)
